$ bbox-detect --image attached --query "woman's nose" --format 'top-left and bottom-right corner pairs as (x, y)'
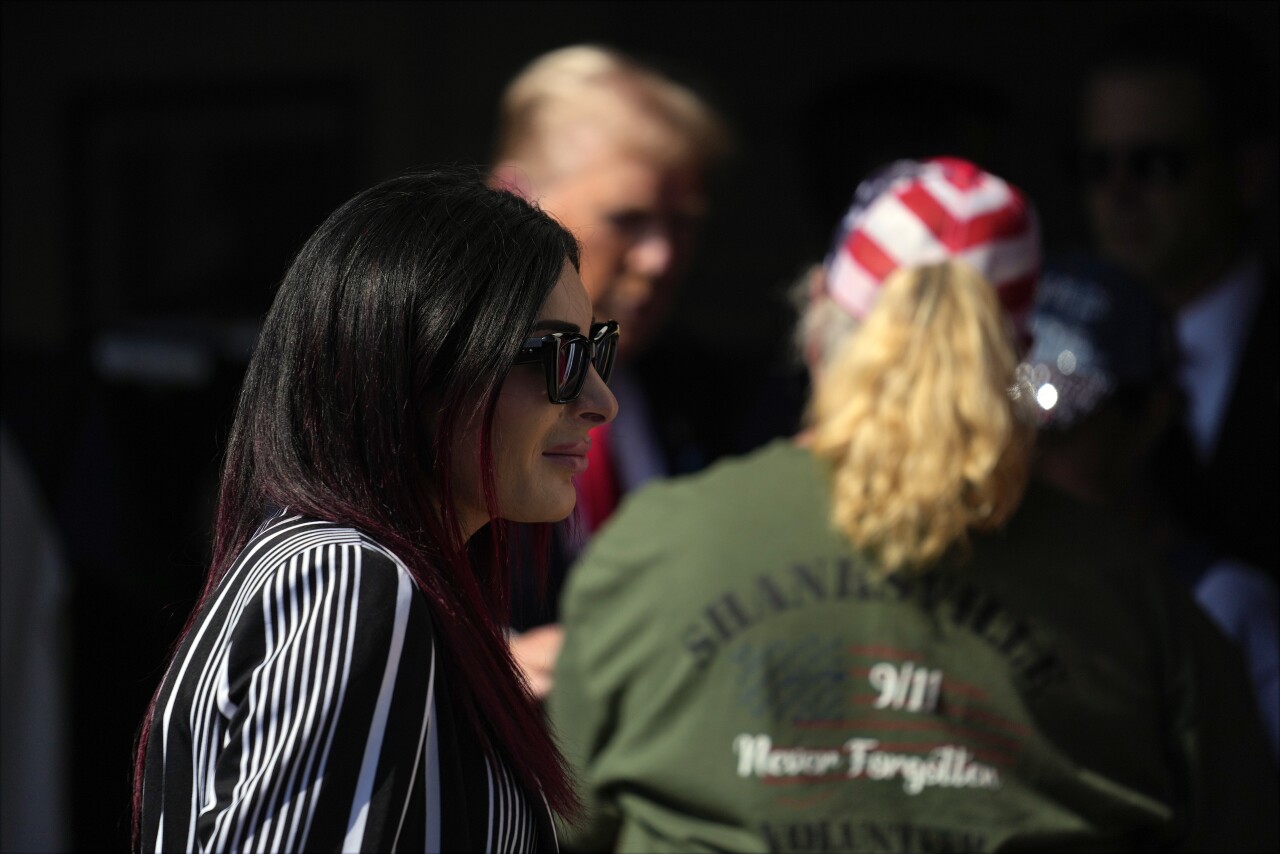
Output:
(573, 364), (619, 425)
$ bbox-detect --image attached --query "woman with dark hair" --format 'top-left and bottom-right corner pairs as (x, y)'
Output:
(134, 168), (618, 852)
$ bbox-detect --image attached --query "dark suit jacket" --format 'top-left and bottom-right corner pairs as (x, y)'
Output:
(1150, 275), (1279, 581)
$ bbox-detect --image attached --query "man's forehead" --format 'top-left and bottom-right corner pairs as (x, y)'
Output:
(566, 149), (704, 211)
(1082, 67), (1213, 140)
(544, 113), (701, 174)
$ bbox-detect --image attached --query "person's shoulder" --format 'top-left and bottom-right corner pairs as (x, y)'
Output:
(236, 511), (417, 591)
(572, 440), (820, 586)
(621, 439), (815, 518)
(233, 514), (438, 651)
(984, 481), (1170, 607)
(1004, 480), (1139, 548)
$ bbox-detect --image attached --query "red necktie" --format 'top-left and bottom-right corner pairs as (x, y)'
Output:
(576, 423), (620, 532)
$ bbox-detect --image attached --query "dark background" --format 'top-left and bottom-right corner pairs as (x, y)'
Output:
(2, 1), (1276, 850)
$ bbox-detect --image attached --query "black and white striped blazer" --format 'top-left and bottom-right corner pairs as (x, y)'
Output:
(140, 511), (556, 852)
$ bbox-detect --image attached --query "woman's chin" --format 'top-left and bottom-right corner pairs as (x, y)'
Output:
(504, 493), (578, 524)
(548, 496), (578, 523)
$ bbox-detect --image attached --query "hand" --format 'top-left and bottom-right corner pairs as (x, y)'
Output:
(509, 623), (565, 700)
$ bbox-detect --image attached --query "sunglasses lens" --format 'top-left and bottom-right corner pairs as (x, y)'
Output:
(1131, 147), (1186, 184)
(555, 339), (589, 402)
(593, 329), (618, 385)
(519, 322), (618, 404)
(1076, 146), (1189, 186)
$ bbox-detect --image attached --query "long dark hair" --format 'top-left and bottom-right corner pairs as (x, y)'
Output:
(133, 168), (581, 838)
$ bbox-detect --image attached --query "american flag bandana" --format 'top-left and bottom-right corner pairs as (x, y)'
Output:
(824, 156), (1041, 345)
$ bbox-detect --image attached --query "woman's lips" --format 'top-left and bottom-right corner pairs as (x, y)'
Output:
(544, 442), (590, 474)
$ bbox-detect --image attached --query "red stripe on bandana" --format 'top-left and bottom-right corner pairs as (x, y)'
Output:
(897, 183), (1028, 254)
(845, 230), (899, 283)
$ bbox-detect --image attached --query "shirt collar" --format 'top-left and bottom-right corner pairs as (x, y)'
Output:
(1176, 256), (1265, 365)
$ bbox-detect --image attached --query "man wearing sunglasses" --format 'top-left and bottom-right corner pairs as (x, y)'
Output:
(489, 45), (730, 697)
(1074, 14), (1278, 588)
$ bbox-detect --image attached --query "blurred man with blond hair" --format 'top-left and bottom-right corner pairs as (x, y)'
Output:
(491, 45), (730, 695)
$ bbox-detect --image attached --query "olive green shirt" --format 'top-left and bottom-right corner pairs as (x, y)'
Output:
(551, 440), (1277, 852)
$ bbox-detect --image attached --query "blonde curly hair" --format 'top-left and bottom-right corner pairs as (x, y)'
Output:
(804, 260), (1036, 574)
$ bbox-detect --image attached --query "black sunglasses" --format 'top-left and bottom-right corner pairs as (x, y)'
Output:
(1070, 144), (1192, 187)
(513, 320), (619, 404)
